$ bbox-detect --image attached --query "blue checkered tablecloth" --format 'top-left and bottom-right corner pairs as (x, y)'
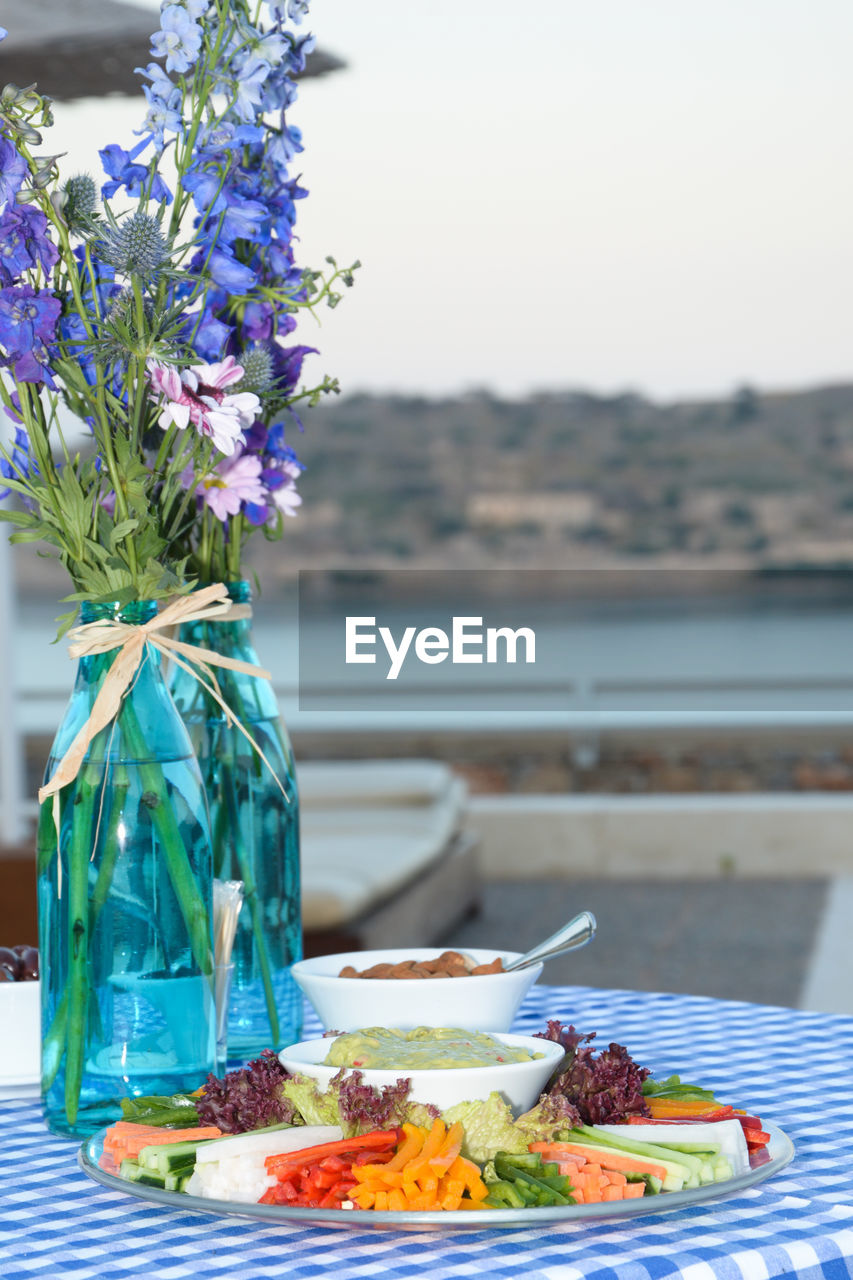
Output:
(2, 985), (852, 1280)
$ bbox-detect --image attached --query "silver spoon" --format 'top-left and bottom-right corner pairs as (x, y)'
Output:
(503, 910), (597, 971)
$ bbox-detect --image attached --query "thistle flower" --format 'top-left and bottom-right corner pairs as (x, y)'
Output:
(235, 345), (275, 395)
(61, 174), (98, 229)
(98, 211), (168, 276)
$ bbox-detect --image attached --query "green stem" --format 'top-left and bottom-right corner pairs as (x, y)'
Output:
(62, 761), (102, 1124)
(118, 686), (214, 979)
(40, 768), (131, 1095)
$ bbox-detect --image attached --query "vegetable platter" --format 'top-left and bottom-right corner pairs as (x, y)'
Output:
(76, 1020), (796, 1230)
(78, 1124), (793, 1230)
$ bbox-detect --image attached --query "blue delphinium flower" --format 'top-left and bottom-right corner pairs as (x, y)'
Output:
(138, 79), (184, 149)
(100, 140), (173, 204)
(150, 5), (204, 75)
(0, 425), (38, 499)
(0, 134), (28, 211)
(0, 204), (59, 284)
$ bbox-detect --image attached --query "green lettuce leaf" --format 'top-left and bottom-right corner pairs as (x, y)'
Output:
(442, 1093), (528, 1164)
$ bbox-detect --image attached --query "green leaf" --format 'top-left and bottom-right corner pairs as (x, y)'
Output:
(109, 518), (140, 551)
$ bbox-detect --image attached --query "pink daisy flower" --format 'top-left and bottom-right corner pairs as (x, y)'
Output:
(147, 356), (260, 456)
(272, 477), (302, 518)
(197, 450), (266, 522)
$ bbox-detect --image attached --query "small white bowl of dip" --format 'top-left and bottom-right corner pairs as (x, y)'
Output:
(279, 1028), (564, 1114)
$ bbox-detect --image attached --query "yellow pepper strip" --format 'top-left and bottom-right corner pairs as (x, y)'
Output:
(374, 1191), (389, 1211)
(388, 1189), (407, 1212)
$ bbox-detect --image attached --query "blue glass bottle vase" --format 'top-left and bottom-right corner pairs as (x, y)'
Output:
(170, 582), (302, 1063)
(37, 600), (217, 1139)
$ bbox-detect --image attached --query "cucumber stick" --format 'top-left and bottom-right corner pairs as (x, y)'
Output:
(593, 1120), (749, 1178)
(137, 1139), (217, 1177)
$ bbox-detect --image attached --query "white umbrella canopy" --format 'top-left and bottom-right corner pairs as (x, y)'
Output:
(0, 0), (344, 100)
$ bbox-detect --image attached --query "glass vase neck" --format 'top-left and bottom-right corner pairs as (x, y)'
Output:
(79, 600), (158, 625)
(224, 581), (251, 607)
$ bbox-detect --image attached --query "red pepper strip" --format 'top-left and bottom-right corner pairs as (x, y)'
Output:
(745, 1129), (771, 1149)
(265, 1129), (400, 1173)
(737, 1114), (764, 1131)
(353, 1149), (395, 1165)
(319, 1185), (353, 1208)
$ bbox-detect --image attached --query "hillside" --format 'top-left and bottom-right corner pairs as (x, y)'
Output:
(13, 381), (853, 593)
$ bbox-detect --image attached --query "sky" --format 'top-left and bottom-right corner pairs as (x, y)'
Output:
(45, 0), (853, 402)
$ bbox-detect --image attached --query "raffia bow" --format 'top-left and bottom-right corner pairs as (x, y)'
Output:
(39, 583), (289, 819)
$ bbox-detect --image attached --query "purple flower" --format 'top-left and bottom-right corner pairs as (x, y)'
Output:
(241, 301), (275, 342)
(0, 136), (28, 212)
(271, 342), (315, 396)
(0, 204), (59, 285)
(0, 284), (61, 385)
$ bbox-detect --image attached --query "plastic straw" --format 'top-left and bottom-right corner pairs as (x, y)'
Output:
(213, 878), (244, 968)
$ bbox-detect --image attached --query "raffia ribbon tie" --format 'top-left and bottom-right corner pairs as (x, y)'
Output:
(39, 583), (288, 821)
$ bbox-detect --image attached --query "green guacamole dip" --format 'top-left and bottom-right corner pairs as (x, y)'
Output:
(323, 1027), (539, 1070)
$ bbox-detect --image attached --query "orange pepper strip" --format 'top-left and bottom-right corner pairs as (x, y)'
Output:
(428, 1121), (465, 1175)
(414, 1118), (446, 1165)
(408, 1192), (436, 1210)
(351, 1167), (405, 1188)
(388, 1189), (407, 1211)
(448, 1155), (490, 1201)
(384, 1123), (427, 1172)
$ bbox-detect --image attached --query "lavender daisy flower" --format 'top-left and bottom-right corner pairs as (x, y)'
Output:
(196, 450), (266, 520)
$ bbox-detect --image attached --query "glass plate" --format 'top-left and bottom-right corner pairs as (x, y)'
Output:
(78, 1122), (794, 1231)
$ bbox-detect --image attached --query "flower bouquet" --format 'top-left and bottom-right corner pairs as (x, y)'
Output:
(0, 0), (354, 1134)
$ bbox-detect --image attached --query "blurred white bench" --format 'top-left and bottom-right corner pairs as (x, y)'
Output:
(298, 760), (481, 954)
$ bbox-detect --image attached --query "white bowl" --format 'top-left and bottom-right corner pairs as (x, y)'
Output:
(279, 1030), (563, 1113)
(0, 980), (40, 1084)
(291, 948), (542, 1033)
